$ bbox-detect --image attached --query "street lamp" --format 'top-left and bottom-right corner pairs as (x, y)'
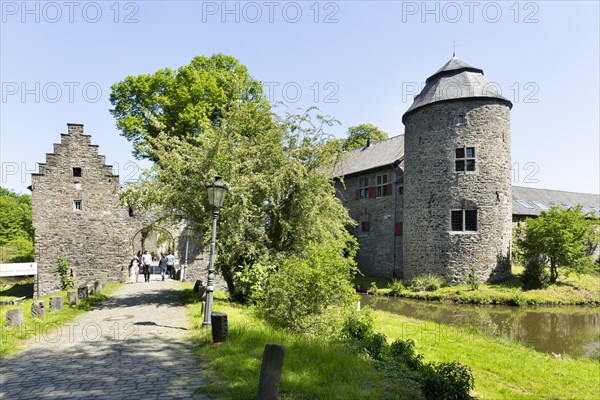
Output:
(203, 174), (228, 327)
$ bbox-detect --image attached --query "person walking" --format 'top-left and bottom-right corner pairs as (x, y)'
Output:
(129, 256), (140, 283)
(166, 252), (175, 279)
(158, 253), (168, 281)
(142, 250), (152, 282)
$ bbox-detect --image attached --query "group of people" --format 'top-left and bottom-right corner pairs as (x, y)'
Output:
(128, 250), (175, 283)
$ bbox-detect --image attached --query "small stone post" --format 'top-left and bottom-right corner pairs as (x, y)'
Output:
(31, 300), (46, 318)
(78, 286), (88, 301)
(6, 308), (24, 328)
(211, 312), (228, 343)
(50, 296), (64, 312)
(257, 344), (285, 400)
(87, 283), (95, 295)
(67, 291), (78, 305)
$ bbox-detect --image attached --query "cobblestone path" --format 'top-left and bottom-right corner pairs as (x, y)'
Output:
(0, 275), (209, 399)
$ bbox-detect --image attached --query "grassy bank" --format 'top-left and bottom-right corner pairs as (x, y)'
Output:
(356, 268), (600, 306)
(181, 285), (415, 399)
(373, 310), (599, 399)
(181, 283), (598, 399)
(0, 283), (121, 357)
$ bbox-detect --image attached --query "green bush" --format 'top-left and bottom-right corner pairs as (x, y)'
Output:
(367, 281), (379, 295)
(54, 257), (74, 290)
(340, 308), (375, 342)
(390, 339), (423, 371)
(258, 242), (357, 335)
(233, 262), (276, 303)
(388, 279), (406, 296)
(411, 274), (444, 292)
(466, 266), (479, 291)
(522, 254), (550, 290)
(421, 361), (475, 400)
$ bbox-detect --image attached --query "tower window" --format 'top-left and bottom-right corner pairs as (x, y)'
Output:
(457, 114), (466, 125)
(358, 177), (369, 199)
(451, 210), (477, 232)
(73, 167), (82, 177)
(361, 221), (370, 233)
(376, 174), (389, 197)
(455, 147), (475, 172)
(73, 200), (82, 211)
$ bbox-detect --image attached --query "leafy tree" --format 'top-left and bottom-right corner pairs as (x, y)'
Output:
(518, 206), (599, 284)
(111, 55), (357, 322)
(0, 188), (34, 262)
(342, 123), (389, 151)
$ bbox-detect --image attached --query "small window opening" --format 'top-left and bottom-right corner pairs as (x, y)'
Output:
(73, 167), (82, 177)
(451, 209), (477, 232)
(455, 147), (475, 172)
(457, 114), (466, 125)
(73, 200), (82, 211)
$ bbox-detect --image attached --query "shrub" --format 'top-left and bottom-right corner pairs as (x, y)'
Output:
(258, 242), (357, 335)
(367, 281), (379, 295)
(233, 262), (276, 303)
(340, 308), (375, 342)
(466, 266), (479, 291)
(54, 257), (74, 290)
(365, 332), (388, 360)
(522, 254), (550, 290)
(390, 339), (424, 371)
(388, 279), (406, 296)
(421, 361), (475, 400)
(411, 274), (444, 292)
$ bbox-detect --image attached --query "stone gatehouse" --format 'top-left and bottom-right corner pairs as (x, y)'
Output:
(30, 123), (218, 296)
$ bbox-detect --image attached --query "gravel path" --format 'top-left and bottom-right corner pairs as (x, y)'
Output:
(0, 275), (209, 399)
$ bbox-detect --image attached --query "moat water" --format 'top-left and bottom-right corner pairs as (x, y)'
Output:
(360, 294), (600, 359)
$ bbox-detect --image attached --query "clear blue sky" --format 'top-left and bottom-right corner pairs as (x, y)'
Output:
(1, 1), (598, 195)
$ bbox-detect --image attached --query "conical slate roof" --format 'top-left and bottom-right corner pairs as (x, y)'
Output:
(402, 57), (512, 123)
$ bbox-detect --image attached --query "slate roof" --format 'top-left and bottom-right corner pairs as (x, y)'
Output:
(402, 56), (512, 123)
(512, 186), (600, 217)
(332, 135), (404, 177)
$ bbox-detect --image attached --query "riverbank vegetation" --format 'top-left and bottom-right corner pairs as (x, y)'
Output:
(356, 266), (600, 306)
(183, 286), (598, 399)
(0, 283), (120, 357)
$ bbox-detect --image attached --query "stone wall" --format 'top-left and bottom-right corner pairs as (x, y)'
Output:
(403, 100), (513, 283)
(31, 124), (222, 296)
(335, 166), (404, 278)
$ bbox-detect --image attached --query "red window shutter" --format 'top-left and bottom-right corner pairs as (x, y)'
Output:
(395, 222), (402, 236)
(387, 183), (393, 196)
(355, 189), (360, 200)
(368, 186), (376, 199)
(364, 221), (370, 232)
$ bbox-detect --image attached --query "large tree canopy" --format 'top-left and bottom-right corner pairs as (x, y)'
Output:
(518, 206), (599, 284)
(111, 56), (357, 322)
(110, 54), (269, 160)
(342, 123), (389, 151)
(0, 188), (34, 262)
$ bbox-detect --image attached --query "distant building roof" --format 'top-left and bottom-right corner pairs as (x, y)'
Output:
(402, 56), (512, 123)
(332, 135), (404, 177)
(512, 186), (600, 217)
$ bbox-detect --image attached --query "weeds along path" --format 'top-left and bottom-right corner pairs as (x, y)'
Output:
(0, 275), (209, 400)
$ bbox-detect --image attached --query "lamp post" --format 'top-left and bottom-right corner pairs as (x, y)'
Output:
(203, 174), (228, 327)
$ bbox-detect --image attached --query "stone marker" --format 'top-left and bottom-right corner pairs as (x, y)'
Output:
(50, 296), (64, 312)
(193, 280), (202, 293)
(211, 312), (228, 343)
(6, 308), (23, 328)
(175, 269), (181, 280)
(67, 291), (78, 305)
(87, 284), (95, 295)
(78, 286), (88, 301)
(94, 280), (102, 293)
(31, 300), (46, 318)
(257, 343), (285, 400)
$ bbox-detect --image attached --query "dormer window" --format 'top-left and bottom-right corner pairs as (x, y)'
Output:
(73, 167), (82, 177)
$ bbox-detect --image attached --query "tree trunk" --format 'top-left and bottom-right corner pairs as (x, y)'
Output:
(550, 258), (558, 284)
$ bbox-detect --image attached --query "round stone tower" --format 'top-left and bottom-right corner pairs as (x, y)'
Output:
(402, 57), (513, 283)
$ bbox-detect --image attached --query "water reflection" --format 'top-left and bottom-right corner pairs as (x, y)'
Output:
(361, 294), (600, 358)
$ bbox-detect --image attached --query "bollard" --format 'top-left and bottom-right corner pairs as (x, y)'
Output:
(78, 286), (88, 301)
(257, 344), (285, 400)
(211, 312), (228, 343)
(67, 291), (78, 305)
(50, 296), (64, 312)
(31, 300), (46, 318)
(6, 308), (24, 328)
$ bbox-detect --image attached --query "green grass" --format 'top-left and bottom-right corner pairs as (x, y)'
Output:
(373, 309), (600, 399)
(0, 283), (121, 357)
(180, 284), (415, 400)
(0, 276), (35, 302)
(357, 267), (600, 306)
